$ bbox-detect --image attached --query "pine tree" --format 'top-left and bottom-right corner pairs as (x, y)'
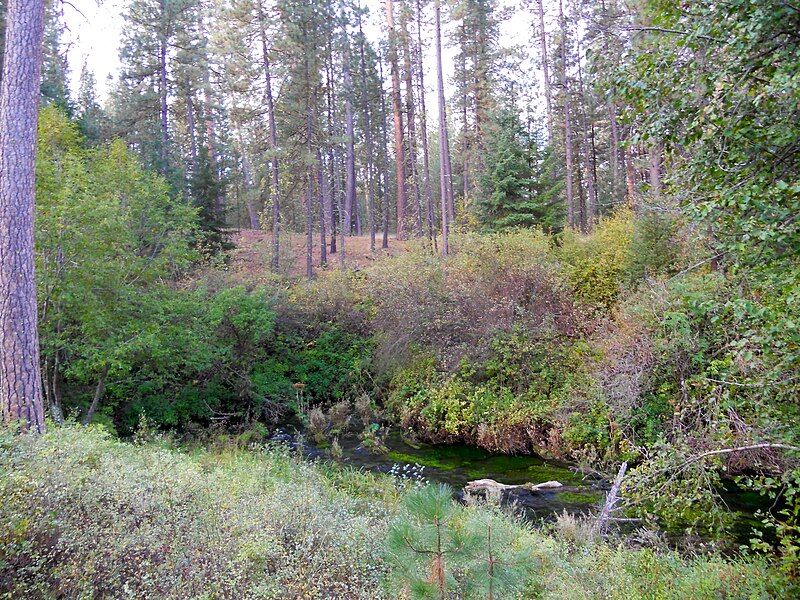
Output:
(477, 106), (560, 231)
(0, 0), (47, 432)
(40, 2), (72, 112)
(76, 63), (106, 144)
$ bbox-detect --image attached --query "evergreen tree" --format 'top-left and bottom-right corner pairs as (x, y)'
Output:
(477, 106), (560, 231)
(190, 145), (231, 254)
(39, 2), (72, 112)
(75, 63), (106, 144)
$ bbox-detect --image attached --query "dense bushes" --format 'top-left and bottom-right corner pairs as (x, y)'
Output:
(0, 427), (790, 598)
(105, 285), (372, 434)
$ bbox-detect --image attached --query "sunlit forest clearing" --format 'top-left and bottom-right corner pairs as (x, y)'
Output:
(1, 0), (799, 597)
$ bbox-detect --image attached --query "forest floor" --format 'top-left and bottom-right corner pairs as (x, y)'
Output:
(220, 228), (413, 283)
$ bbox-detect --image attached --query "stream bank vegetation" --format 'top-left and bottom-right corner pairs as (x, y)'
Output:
(1, 426), (793, 598)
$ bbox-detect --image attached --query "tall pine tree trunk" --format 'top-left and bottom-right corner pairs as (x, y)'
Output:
(342, 23), (357, 237)
(325, 51), (339, 257)
(304, 33), (314, 280)
(378, 51), (391, 249)
(536, 0), (553, 138)
(0, 0), (46, 433)
(317, 148), (327, 266)
(608, 99), (622, 206)
(434, 0), (451, 254)
(415, 0), (435, 248)
(577, 46), (596, 231)
(186, 84), (198, 170)
(624, 129), (637, 210)
(385, 0), (408, 239)
(461, 23), (469, 209)
(558, 0), (574, 228)
(257, 1), (281, 269)
(357, 6), (377, 251)
(306, 108), (315, 280)
(400, 6), (423, 237)
(158, 0), (169, 171)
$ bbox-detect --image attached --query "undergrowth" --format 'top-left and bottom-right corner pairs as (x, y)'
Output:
(0, 426), (792, 598)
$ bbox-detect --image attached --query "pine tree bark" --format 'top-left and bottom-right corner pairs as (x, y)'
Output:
(158, 0), (169, 170)
(608, 99), (622, 204)
(186, 84), (198, 170)
(415, 0), (436, 248)
(461, 23), (469, 209)
(377, 51), (391, 249)
(434, 0), (451, 254)
(306, 112), (314, 280)
(577, 45), (596, 231)
(357, 6), (377, 251)
(304, 33), (314, 280)
(0, 0), (46, 433)
(342, 24), (357, 237)
(400, 5), (423, 237)
(385, 0), (408, 239)
(317, 148), (328, 266)
(624, 133), (637, 211)
(536, 0), (553, 138)
(558, 0), (575, 228)
(325, 50), (340, 257)
(257, 1), (281, 269)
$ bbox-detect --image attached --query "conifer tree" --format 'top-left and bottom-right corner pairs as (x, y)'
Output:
(75, 64), (106, 144)
(0, 0), (47, 432)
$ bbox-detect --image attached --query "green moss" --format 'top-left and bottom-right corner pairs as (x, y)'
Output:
(557, 490), (604, 505)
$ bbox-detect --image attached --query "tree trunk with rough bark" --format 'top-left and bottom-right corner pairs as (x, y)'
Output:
(357, 6), (377, 251)
(415, 0), (435, 249)
(536, 0), (553, 138)
(577, 46), (596, 231)
(608, 100), (622, 205)
(377, 51), (391, 249)
(400, 6), (423, 237)
(342, 23), (357, 237)
(434, 0), (451, 254)
(558, 0), (574, 228)
(257, 1), (281, 270)
(624, 129), (637, 210)
(0, 0), (47, 433)
(158, 0), (169, 170)
(385, 0), (408, 239)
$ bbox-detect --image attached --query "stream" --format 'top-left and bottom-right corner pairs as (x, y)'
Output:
(271, 427), (606, 521)
(269, 426), (770, 544)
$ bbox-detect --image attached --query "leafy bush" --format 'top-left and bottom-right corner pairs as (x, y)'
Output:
(0, 426), (394, 598)
(557, 210), (634, 312)
(625, 211), (685, 284)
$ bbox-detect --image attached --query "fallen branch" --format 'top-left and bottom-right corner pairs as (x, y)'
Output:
(595, 461), (628, 536)
(677, 443), (800, 469)
(464, 479), (563, 495)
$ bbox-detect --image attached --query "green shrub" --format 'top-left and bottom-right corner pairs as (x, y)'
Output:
(626, 211), (684, 284)
(558, 210), (635, 311)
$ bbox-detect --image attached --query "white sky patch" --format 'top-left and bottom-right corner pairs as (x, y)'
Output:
(63, 0), (124, 101)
